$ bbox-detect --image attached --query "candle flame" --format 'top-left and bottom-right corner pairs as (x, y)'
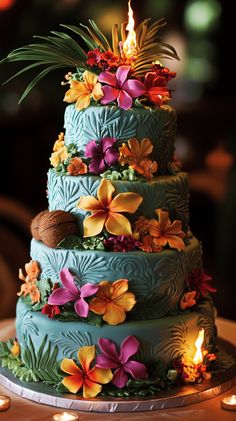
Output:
(123, 0), (137, 58)
(193, 328), (204, 365)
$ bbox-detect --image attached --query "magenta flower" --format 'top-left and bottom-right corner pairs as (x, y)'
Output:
(187, 268), (216, 300)
(48, 268), (98, 317)
(104, 235), (140, 252)
(96, 336), (148, 388)
(85, 137), (118, 174)
(98, 66), (146, 110)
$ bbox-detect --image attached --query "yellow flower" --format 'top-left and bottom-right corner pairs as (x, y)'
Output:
(89, 279), (136, 325)
(11, 340), (20, 357)
(50, 132), (69, 168)
(77, 178), (143, 237)
(64, 71), (104, 111)
(61, 345), (112, 398)
(53, 132), (65, 152)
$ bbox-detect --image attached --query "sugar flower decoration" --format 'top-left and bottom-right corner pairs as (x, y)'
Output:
(85, 137), (118, 174)
(61, 345), (112, 397)
(143, 72), (170, 106)
(179, 291), (197, 310)
(11, 340), (20, 358)
(48, 268), (98, 317)
(41, 303), (61, 318)
(67, 157), (88, 176)
(89, 279), (136, 325)
(104, 235), (140, 252)
(149, 209), (185, 251)
(119, 138), (158, 179)
(17, 260), (41, 304)
(64, 71), (103, 111)
(98, 65), (145, 110)
(187, 268), (216, 300)
(50, 132), (69, 168)
(96, 336), (148, 388)
(77, 178), (143, 237)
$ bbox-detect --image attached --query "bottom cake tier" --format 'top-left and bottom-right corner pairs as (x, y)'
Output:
(16, 298), (216, 366)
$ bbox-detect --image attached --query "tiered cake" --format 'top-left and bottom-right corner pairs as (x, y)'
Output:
(0, 4), (218, 400)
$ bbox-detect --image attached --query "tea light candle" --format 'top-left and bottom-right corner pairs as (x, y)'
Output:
(221, 394), (236, 411)
(53, 412), (79, 420)
(0, 395), (11, 411)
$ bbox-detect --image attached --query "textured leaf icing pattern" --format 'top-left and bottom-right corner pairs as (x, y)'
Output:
(166, 173), (190, 225)
(147, 106), (177, 173)
(52, 331), (93, 359)
(63, 105), (176, 169)
(47, 170), (190, 225)
(16, 299), (39, 343)
(31, 237), (203, 319)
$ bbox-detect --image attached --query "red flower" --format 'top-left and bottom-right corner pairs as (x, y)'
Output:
(144, 72), (171, 106)
(99, 50), (120, 70)
(87, 48), (101, 67)
(187, 268), (216, 300)
(151, 64), (176, 85)
(42, 303), (61, 318)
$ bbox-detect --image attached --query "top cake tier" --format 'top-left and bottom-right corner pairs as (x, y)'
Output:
(64, 104), (177, 174)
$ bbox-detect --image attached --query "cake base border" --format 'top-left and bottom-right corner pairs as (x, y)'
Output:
(0, 338), (235, 413)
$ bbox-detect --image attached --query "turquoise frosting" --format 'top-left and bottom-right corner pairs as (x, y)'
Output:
(30, 236), (202, 320)
(16, 298), (216, 365)
(47, 170), (189, 234)
(64, 104), (177, 174)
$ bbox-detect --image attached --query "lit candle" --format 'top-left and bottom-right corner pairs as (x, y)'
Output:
(53, 412), (79, 421)
(221, 394), (236, 411)
(0, 395), (11, 411)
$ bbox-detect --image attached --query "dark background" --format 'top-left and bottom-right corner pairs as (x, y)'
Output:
(0, 0), (235, 320)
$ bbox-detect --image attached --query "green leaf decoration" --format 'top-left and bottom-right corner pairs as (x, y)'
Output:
(57, 310), (102, 327)
(21, 334), (63, 384)
(1, 17), (179, 101)
(82, 236), (105, 251)
(0, 341), (10, 358)
(57, 235), (83, 250)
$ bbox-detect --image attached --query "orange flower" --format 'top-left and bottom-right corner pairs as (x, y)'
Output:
(149, 209), (185, 251)
(77, 178), (143, 237)
(17, 260), (41, 304)
(67, 157), (88, 176)
(89, 279), (136, 325)
(119, 138), (158, 179)
(61, 345), (112, 398)
(179, 291), (197, 310)
(139, 235), (163, 253)
(64, 71), (103, 111)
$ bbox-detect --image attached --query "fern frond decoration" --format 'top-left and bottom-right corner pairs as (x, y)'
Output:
(1, 18), (179, 102)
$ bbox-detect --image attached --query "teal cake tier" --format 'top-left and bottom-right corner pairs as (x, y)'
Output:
(64, 104), (177, 174)
(30, 236), (202, 320)
(47, 170), (189, 233)
(16, 298), (216, 365)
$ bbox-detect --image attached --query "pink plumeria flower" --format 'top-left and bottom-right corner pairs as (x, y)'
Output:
(98, 66), (146, 110)
(96, 336), (148, 388)
(48, 268), (98, 318)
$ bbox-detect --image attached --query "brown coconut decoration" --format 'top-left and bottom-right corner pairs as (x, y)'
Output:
(31, 209), (79, 248)
(31, 209), (49, 241)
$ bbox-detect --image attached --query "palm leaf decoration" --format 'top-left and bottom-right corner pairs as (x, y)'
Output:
(0, 18), (179, 102)
(133, 18), (179, 77)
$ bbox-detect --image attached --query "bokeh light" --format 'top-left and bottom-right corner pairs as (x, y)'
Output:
(0, 0), (15, 11)
(184, 0), (222, 33)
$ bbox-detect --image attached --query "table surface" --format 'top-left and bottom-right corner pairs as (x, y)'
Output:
(0, 317), (235, 421)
